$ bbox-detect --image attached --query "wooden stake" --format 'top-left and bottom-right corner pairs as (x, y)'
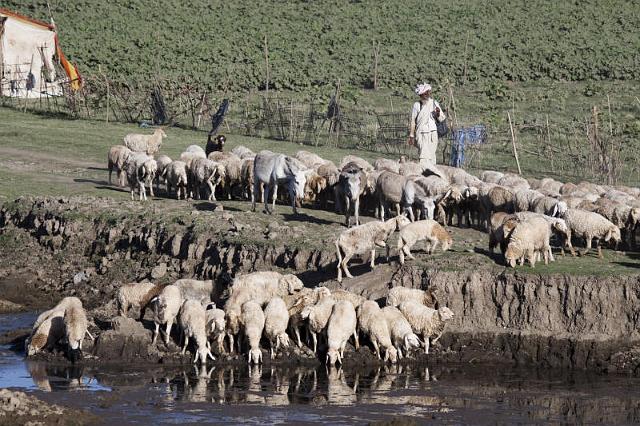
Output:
(607, 94), (613, 137)
(507, 112), (522, 174)
(462, 30), (470, 85)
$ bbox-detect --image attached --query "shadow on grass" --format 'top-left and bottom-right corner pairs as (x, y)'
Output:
(282, 212), (335, 225)
(192, 202), (245, 213)
(612, 262), (640, 269)
(87, 166), (109, 172)
(74, 178), (111, 186)
(473, 247), (506, 265)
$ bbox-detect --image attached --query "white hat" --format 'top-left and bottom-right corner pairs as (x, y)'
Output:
(415, 83), (432, 95)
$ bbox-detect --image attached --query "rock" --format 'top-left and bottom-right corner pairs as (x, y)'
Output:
(151, 263), (167, 279)
(0, 299), (23, 314)
(110, 316), (149, 335)
(214, 204), (224, 212)
(222, 212), (234, 221)
(73, 271), (88, 285)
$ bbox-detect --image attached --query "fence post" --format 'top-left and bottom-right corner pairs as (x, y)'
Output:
(507, 111), (522, 175)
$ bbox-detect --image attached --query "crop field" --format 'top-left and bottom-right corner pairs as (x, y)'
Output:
(7, 0), (640, 91)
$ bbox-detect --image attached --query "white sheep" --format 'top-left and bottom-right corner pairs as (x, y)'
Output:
(174, 279), (214, 307)
(356, 301), (397, 363)
(263, 297), (291, 359)
(230, 271), (304, 305)
(300, 292), (336, 354)
(232, 145), (256, 159)
(513, 211), (574, 259)
(179, 299), (215, 364)
(151, 284), (183, 345)
(396, 219), (453, 265)
(180, 150), (206, 168)
(123, 128), (167, 155)
(401, 178), (437, 222)
(124, 153), (157, 201)
(398, 158), (424, 177)
(185, 145), (206, 155)
(331, 289), (366, 309)
(504, 216), (552, 267)
(154, 154), (172, 190)
(283, 287), (328, 348)
(295, 150), (328, 169)
(513, 188), (544, 212)
(64, 304), (93, 362)
(335, 215), (411, 282)
(189, 157), (225, 201)
(562, 208), (621, 257)
(205, 305), (226, 354)
(374, 158), (400, 173)
(107, 145), (132, 186)
(30, 297), (83, 337)
(339, 155), (373, 173)
(481, 170), (504, 183)
(116, 282), (165, 320)
(27, 310), (65, 356)
(531, 196), (568, 217)
(208, 151), (242, 199)
(380, 306), (421, 359)
(240, 158), (258, 201)
(398, 302), (454, 354)
(241, 300), (265, 364)
(326, 301), (358, 365)
(165, 160), (188, 200)
(385, 287), (437, 308)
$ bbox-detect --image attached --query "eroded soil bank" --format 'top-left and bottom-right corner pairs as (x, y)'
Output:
(1, 196), (640, 373)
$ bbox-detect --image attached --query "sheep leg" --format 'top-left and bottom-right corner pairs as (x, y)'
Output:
(399, 239), (406, 265)
(152, 323), (159, 344)
(353, 329), (359, 350)
(311, 331), (318, 354)
(227, 333), (235, 354)
(272, 183), (279, 212)
(370, 249), (377, 269)
(597, 242), (603, 259)
(424, 337), (430, 354)
(404, 244), (415, 260)
(294, 327), (302, 348)
(263, 184), (272, 214)
(372, 340), (381, 359)
(407, 206), (415, 222)
(164, 319), (173, 344)
(207, 180), (216, 201)
(148, 178), (155, 197)
(582, 236), (592, 257)
(354, 197), (360, 226)
(251, 179), (259, 212)
(182, 335), (189, 354)
(336, 241), (344, 282)
(108, 167), (113, 185)
(528, 248), (536, 268)
(379, 197), (386, 221)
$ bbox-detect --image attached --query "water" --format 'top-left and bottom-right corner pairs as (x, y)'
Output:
(2, 312), (640, 424)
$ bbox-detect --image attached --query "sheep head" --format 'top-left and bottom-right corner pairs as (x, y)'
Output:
(403, 333), (421, 350)
(280, 274), (304, 294)
(326, 348), (342, 366)
(289, 170), (308, 201)
(194, 345), (215, 364)
(416, 196), (436, 220)
(605, 226), (622, 244)
(394, 215), (412, 230)
(249, 348), (262, 364)
(277, 333), (291, 349)
(504, 243), (522, 268)
(384, 346), (398, 364)
(438, 307), (455, 322)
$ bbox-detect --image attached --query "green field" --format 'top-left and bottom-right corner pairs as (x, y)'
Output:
(7, 0), (640, 91)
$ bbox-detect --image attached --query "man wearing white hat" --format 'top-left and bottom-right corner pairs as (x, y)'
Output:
(408, 83), (446, 168)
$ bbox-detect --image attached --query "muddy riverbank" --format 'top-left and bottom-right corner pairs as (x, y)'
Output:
(1, 196), (640, 373)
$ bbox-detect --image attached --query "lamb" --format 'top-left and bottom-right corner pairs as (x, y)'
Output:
(513, 211), (574, 258)
(232, 144), (255, 159)
(154, 154), (172, 191)
(123, 128), (167, 155)
(385, 287), (437, 308)
(334, 166), (366, 226)
(165, 160), (189, 200)
(497, 174), (530, 191)
(283, 287), (328, 348)
(263, 297), (291, 359)
(481, 170), (504, 184)
(116, 282), (165, 320)
(401, 178), (437, 222)
(398, 159), (424, 177)
(124, 153), (157, 201)
(303, 169), (328, 205)
(151, 284), (183, 345)
(380, 306), (422, 359)
(178, 299), (215, 364)
(208, 151), (242, 199)
(356, 301), (397, 362)
(64, 304), (92, 362)
(205, 306), (226, 354)
(562, 208), (621, 257)
(188, 157), (225, 201)
(488, 212), (519, 254)
(30, 297), (83, 337)
(335, 215), (411, 282)
(326, 301), (358, 365)
(240, 158), (258, 201)
(504, 216), (552, 267)
(174, 279), (214, 307)
(185, 145), (206, 155)
(374, 158), (400, 173)
(398, 302), (454, 354)
(206, 134), (227, 156)
(480, 185), (515, 229)
(27, 310), (65, 356)
(107, 145), (132, 186)
(300, 293), (336, 353)
(241, 301), (266, 364)
(434, 185), (465, 226)
(339, 155), (373, 173)
(396, 219), (453, 265)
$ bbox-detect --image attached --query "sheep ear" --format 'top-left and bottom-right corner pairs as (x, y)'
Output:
(605, 227), (613, 241)
(551, 204), (558, 217)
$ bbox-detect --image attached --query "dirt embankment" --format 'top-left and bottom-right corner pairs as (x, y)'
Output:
(0, 388), (97, 425)
(2, 196), (640, 373)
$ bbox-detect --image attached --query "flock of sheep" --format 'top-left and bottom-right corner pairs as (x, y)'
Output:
(26, 272), (454, 366)
(107, 127), (638, 275)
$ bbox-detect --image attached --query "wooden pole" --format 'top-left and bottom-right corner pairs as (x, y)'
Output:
(507, 112), (522, 174)
(264, 35), (270, 94)
(607, 94), (613, 137)
(462, 30), (470, 85)
(372, 40), (380, 90)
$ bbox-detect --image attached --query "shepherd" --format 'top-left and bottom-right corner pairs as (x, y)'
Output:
(408, 83), (446, 168)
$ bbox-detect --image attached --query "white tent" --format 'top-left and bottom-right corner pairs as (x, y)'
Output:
(0, 8), (80, 98)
